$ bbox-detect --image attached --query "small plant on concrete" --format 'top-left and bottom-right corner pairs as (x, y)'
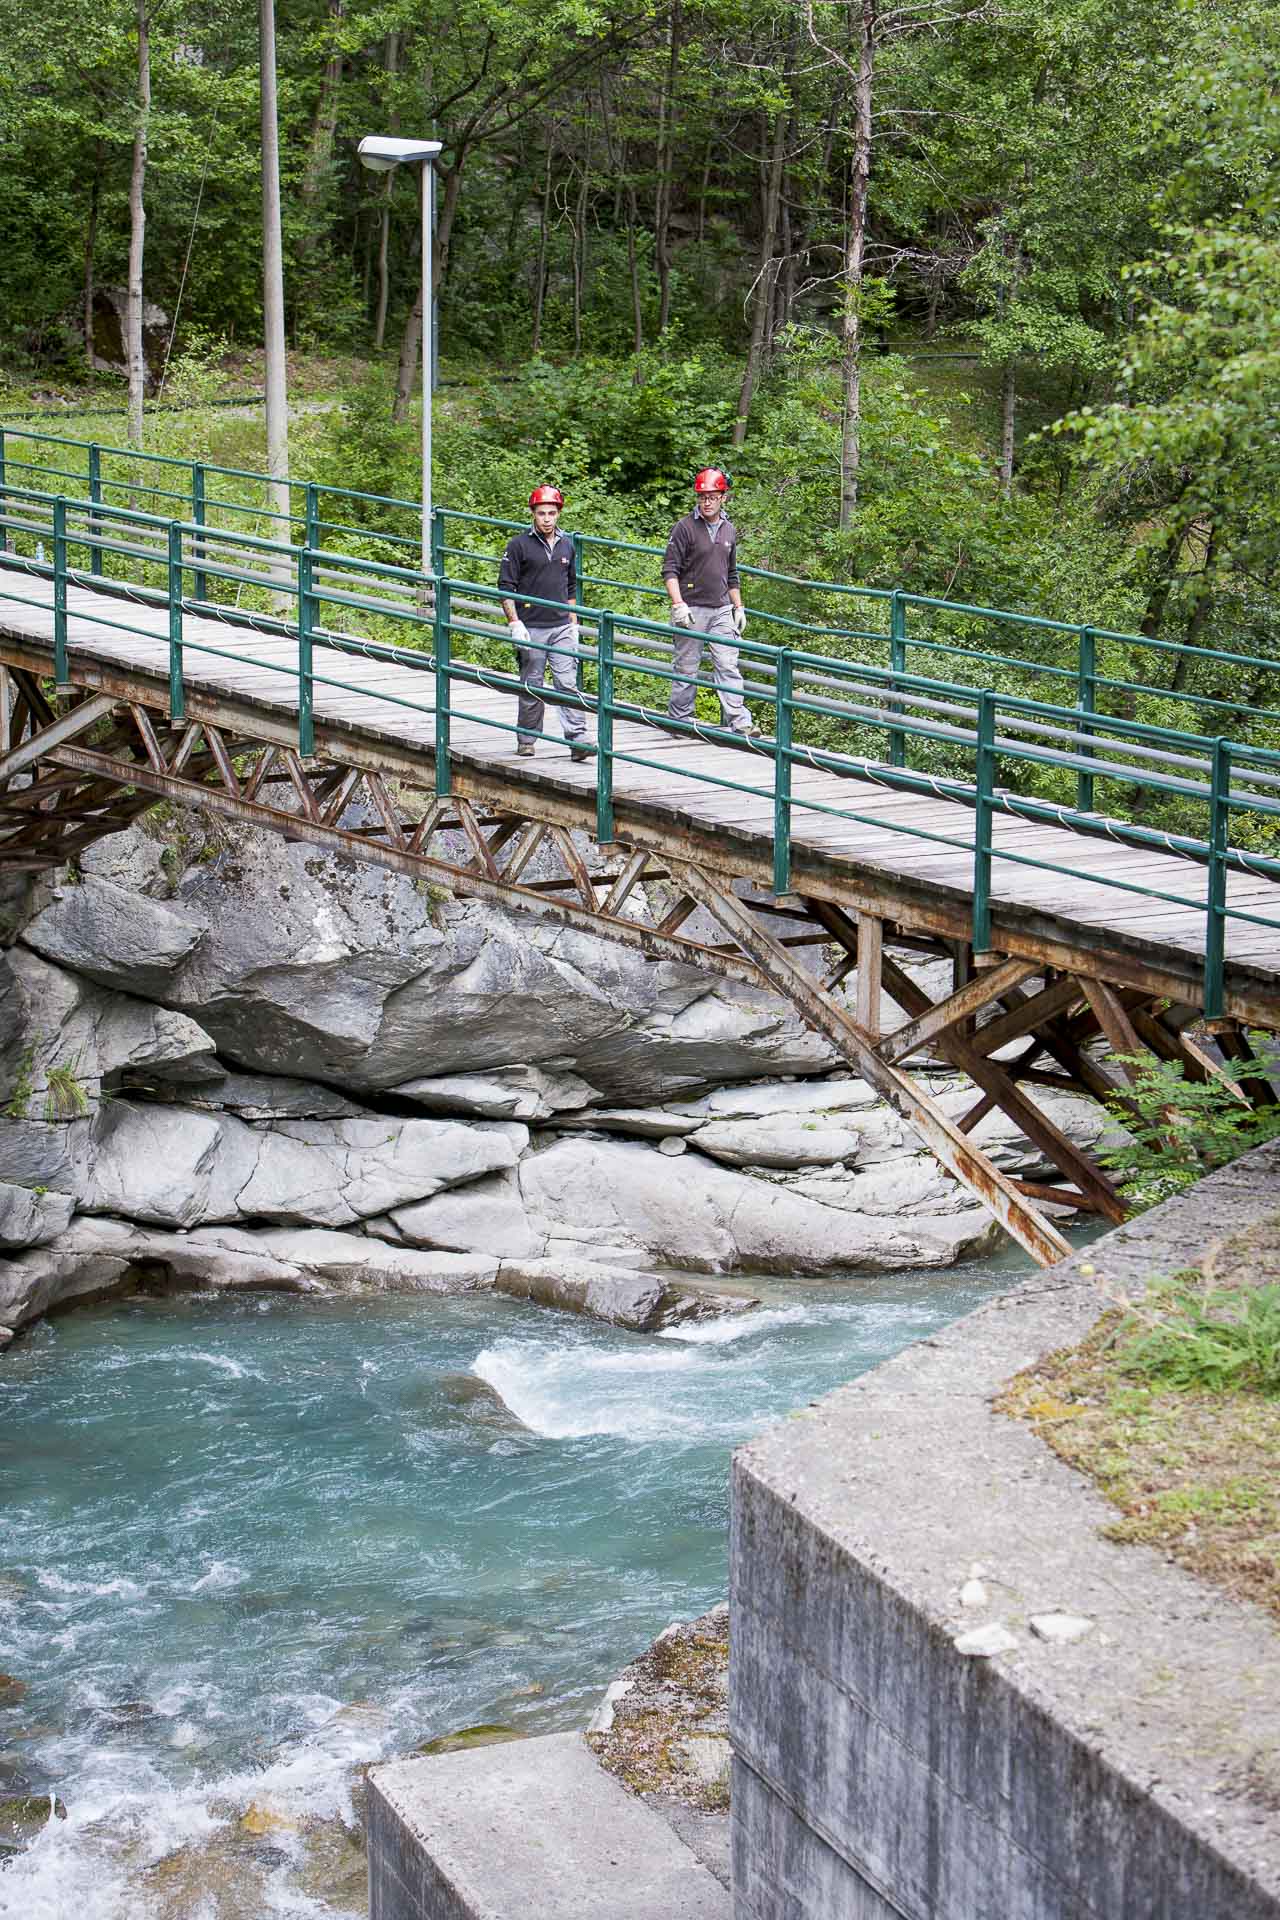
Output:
(1115, 1274), (1280, 1397)
(1101, 1052), (1280, 1212)
(43, 1059), (90, 1121)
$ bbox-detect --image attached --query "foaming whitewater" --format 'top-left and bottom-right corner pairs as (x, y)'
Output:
(0, 1252), (1029, 1916)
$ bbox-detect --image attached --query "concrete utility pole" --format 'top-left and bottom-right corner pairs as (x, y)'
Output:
(259, 0), (291, 563)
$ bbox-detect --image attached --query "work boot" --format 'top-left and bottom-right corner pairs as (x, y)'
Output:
(569, 740), (597, 763)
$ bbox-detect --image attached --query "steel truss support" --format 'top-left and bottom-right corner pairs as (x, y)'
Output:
(668, 861), (1074, 1268)
(4, 673), (1266, 1268)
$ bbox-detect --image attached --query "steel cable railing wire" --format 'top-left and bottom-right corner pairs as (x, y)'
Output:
(3, 483), (1280, 1011)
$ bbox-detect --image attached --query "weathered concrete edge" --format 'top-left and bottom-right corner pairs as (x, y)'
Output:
(366, 1730), (732, 1920)
(730, 1139), (1280, 1920)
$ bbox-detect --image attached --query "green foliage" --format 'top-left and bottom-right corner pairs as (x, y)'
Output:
(4, 1039), (37, 1121)
(1100, 1052), (1280, 1212)
(43, 1061), (89, 1122)
(1115, 1274), (1280, 1396)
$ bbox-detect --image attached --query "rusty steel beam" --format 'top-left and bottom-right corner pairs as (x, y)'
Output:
(878, 956), (1041, 1066)
(670, 861), (1073, 1268)
(0, 691), (120, 786)
(43, 738), (770, 990)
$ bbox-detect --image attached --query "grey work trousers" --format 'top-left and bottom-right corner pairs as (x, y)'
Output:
(667, 603), (750, 730)
(516, 622), (586, 742)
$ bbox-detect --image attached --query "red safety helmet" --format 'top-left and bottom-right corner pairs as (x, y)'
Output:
(529, 484), (564, 509)
(693, 467), (730, 494)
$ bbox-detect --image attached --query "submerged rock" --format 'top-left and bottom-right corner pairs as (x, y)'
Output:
(494, 1258), (757, 1332)
(414, 1723), (522, 1757)
(0, 1792), (68, 1850)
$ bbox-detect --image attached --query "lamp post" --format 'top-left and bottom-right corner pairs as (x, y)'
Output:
(357, 136), (444, 578)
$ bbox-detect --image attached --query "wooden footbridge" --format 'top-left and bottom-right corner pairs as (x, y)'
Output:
(2, 428), (1278, 1266)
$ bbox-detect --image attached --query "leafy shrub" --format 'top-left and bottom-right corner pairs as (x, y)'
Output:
(1101, 1050), (1280, 1211)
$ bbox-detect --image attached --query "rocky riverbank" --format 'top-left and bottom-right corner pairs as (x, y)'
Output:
(1, 809), (1113, 1338)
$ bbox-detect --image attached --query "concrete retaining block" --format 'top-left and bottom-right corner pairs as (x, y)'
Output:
(731, 1140), (1280, 1920)
(368, 1730), (732, 1920)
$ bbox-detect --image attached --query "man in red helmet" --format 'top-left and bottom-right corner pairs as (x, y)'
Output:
(661, 467), (756, 737)
(498, 485), (595, 761)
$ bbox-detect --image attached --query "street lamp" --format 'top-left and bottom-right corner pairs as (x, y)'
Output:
(357, 136), (444, 578)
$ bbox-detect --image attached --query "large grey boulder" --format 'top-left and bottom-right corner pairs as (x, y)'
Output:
(0, 948), (219, 1121)
(82, 1102), (522, 1230)
(21, 876), (203, 995)
(384, 1169), (543, 1259)
(494, 1257), (756, 1331)
(518, 1136), (1001, 1275)
(17, 826), (835, 1100)
(0, 1180), (75, 1250)
(690, 1120), (866, 1170)
(0, 1217), (144, 1328)
(393, 1065), (597, 1121)
(253, 1228), (498, 1292)
(0, 1117), (93, 1196)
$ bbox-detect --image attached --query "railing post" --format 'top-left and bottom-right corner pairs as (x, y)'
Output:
(972, 688), (995, 955)
(434, 578), (452, 797)
(596, 609), (615, 844)
(305, 481), (320, 555)
(168, 521), (185, 724)
(1076, 624), (1096, 811)
(773, 648), (793, 895)
(87, 444), (103, 576)
(573, 530), (586, 692)
(1205, 736), (1230, 1020)
(53, 495), (70, 692)
(888, 590), (907, 767)
(0, 426), (7, 554)
(192, 463), (208, 603)
(430, 505), (445, 581)
(297, 542), (315, 757)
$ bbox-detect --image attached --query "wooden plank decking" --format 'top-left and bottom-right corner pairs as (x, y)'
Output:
(2, 566), (1279, 1019)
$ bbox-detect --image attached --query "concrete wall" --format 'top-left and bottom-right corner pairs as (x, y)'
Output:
(730, 1143), (1280, 1920)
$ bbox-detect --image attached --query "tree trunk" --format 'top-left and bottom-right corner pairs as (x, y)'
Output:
(654, 0), (682, 334)
(373, 29), (400, 351)
(299, 0), (346, 245)
(626, 176), (645, 358)
(733, 87), (789, 447)
(392, 162), (462, 423)
(531, 141), (553, 354)
(125, 0), (150, 449)
(82, 146), (102, 362)
(259, 0), (290, 545)
(838, 0), (875, 529)
(572, 129), (592, 355)
(998, 358), (1016, 497)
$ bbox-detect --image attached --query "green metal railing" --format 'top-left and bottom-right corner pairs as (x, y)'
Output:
(1, 432), (1278, 1023)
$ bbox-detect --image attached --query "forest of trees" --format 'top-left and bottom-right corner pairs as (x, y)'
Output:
(0, 0), (1277, 664)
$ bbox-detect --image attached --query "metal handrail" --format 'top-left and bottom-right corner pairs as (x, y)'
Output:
(1, 458), (1277, 1019)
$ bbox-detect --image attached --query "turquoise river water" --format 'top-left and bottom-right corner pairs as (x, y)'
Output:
(0, 1252), (1031, 1918)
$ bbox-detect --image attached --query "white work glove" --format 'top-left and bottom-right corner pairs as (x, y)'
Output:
(670, 602), (694, 628)
(731, 606), (747, 636)
(509, 618), (530, 646)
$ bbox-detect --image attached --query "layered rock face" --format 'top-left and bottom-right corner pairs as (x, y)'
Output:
(0, 814), (1112, 1334)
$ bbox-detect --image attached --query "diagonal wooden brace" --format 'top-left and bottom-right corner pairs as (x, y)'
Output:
(669, 861), (1072, 1267)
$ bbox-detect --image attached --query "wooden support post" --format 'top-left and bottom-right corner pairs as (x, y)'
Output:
(671, 862), (1073, 1268)
(855, 912), (883, 1041)
(1078, 977), (1146, 1082)
(1214, 1024), (1277, 1110)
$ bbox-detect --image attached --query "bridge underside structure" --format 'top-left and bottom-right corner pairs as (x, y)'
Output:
(3, 618), (1277, 1271)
